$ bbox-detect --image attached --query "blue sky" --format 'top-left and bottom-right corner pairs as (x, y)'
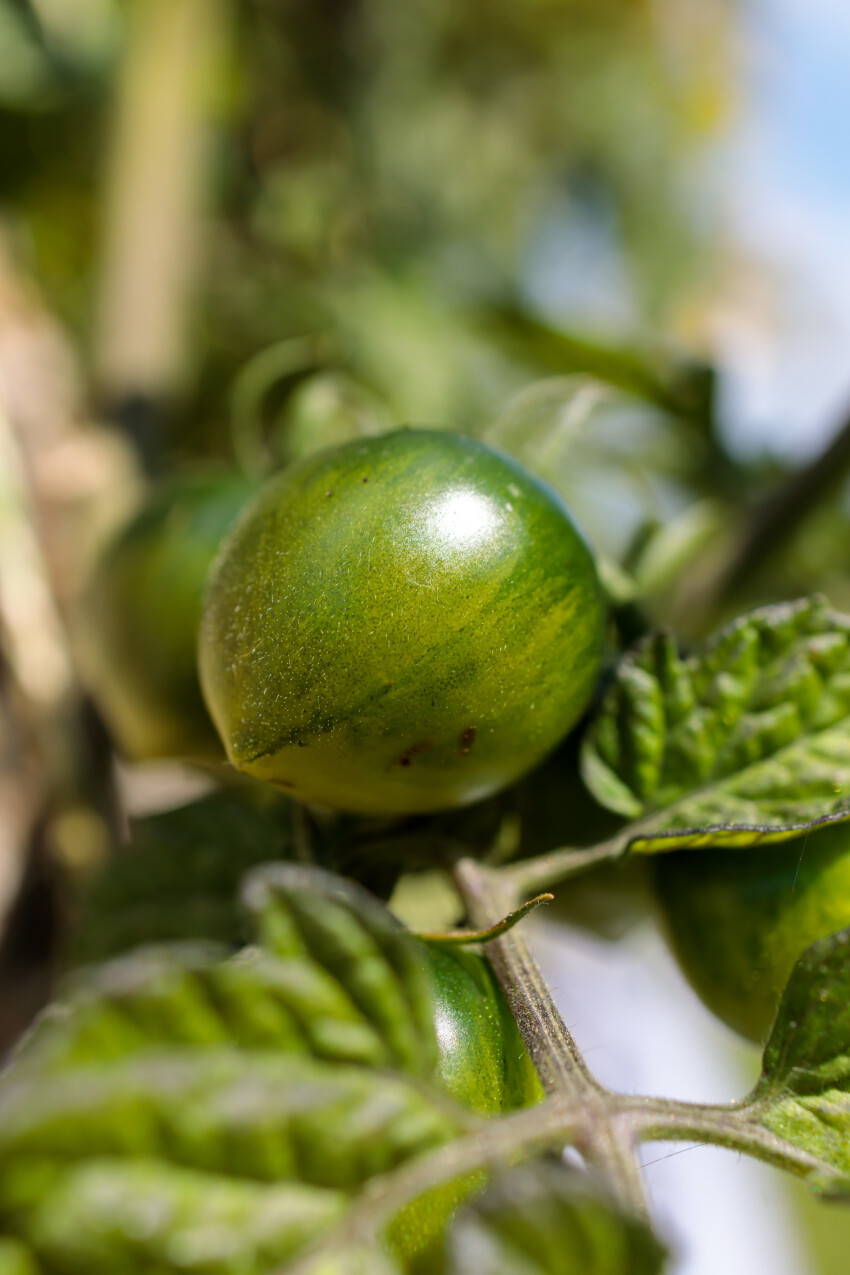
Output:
(719, 0), (850, 458)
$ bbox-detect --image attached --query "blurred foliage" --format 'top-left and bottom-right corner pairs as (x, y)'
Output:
(1, 1), (731, 461)
(10, 0), (850, 638)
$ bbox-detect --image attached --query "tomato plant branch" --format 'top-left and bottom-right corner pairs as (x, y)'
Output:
(453, 857), (597, 1100)
(622, 1096), (839, 1185)
(283, 1083), (836, 1275)
(452, 856), (653, 1220)
(499, 835), (626, 895)
(579, 1115), (650, 1221)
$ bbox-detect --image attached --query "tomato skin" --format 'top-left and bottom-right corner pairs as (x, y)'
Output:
(427, 944), (543, 1113)
(386, 945), (542, 1270)
(199, 429), (604, 815)
(654, 822), (850, 1043)
(80, 468), (257, 761)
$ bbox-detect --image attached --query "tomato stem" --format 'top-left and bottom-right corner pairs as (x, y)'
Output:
(453, 857), (595, 1101)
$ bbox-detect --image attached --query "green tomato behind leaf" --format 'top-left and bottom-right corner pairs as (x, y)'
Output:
(654, 821), (850, 1043)
(427, 944), (543, 1114)
(200, 429), (605, 815)
(79, 468), (257, 761)
(387, 944), (543, 1271)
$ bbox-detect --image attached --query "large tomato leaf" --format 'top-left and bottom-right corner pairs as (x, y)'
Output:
(23, 865), (438, 1081)
(0, 867), (463, 1272)
(581, 597), (850, 852)
(7, 1160), (346, 1275)
(0, 1053), (461, 1189)
(0, 865), (663, 1275)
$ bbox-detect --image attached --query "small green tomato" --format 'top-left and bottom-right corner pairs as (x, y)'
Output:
(427, 943), (543, 1114)
(386, 944), (542, 1270)
(80, 468), (257, 761)
(199, 429), (604, 815)
(654, 821), (850, 1042)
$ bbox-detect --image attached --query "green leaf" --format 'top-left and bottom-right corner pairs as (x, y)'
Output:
(748, 927), (850, 1187)
(438, 1161), (666, 1274)
(582, 597), (850, 852)
(242, 864), (438, 1079)
(0, 1052), (461, 1191)
(13, 1159), (346, 1275)
(32, 863), (438, 1081)
(481, 303), (699, 419)
(0, 867), (479, 1272)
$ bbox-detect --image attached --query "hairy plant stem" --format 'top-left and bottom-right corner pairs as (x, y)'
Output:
(500, 834), (626, 896)
(453, 857), (597, 1101)
(452, 856), (655, 1221)
(625, 1098), (832, 1181)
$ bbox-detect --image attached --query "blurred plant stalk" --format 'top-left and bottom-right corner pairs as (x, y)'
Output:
(93, 0), (229, 454)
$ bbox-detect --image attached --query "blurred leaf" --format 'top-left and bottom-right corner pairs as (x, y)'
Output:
(69, 793), (294, 966)
(582, 597), (850, 851)
(13, 1159), (346, 1275)
(482, 304), (694, 417)
(0, 867), (478, 1272)
(39, 864), (441, 1079)
(278, 370), (394, 464)
(748, 926), (850, 1188)
(0, 1051), (461, 1189)
(438, 1161), (666, 1274)
(0, 4), (51, 107)
(0, 1239), (38, 1275)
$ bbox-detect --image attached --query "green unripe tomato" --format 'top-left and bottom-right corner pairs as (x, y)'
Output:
(80, 468), (257, 761)
(427, 943), (544, 1114)
(199, 429), (604, 815)
(386, 944), (542, 1271)
(654, 822), (850, 1043)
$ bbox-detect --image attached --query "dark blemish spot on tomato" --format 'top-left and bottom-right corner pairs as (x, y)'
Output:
(362, 477), (369, 483)
(460, 726), (476, 756)
(325, 490), (334, 497)
(390, 738), (434, 770)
